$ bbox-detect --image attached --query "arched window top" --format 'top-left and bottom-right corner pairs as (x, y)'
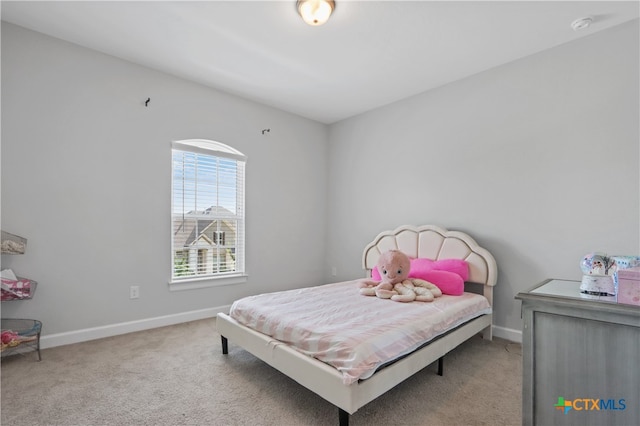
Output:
(172, 139), (246, 162)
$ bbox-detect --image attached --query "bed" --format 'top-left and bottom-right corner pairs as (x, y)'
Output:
(216, 224), (497, 425)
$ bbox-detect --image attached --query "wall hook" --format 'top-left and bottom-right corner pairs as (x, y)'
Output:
(145, 98), (151, 107)
(261, 128), (271, 135)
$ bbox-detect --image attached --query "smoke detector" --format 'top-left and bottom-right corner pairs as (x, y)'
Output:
(571, 17), (593, 31)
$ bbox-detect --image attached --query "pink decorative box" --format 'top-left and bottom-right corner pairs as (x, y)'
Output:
(617, 267), (640, 306)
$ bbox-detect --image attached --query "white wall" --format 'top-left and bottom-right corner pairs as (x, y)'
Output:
(3, 19), (639, 345)
(325, 20), (640, 339)
(1, 23), (329, 340)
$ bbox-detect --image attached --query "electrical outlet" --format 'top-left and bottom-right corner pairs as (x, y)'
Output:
(130, 286), (140, 299)
(331, 266), (337, 277)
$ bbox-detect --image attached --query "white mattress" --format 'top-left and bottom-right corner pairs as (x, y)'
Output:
(229, 280), (491, 385)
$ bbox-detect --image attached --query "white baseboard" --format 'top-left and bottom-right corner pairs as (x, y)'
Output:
(492, 325), (522, 343)
(40, 305), (231, 349)
(40, 308), (522, 349)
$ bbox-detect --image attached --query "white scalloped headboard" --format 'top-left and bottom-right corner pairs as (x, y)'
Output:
(362, 225), (497, 304)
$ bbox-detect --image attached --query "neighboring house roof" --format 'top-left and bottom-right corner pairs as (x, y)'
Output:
(173, 206), (235, 249)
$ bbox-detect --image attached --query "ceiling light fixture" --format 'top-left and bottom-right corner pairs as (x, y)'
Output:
(297, 0), (335, 26)
(571, 16), (593, 31)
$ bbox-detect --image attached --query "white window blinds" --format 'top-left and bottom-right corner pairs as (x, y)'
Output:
(171, 139), (246, 282)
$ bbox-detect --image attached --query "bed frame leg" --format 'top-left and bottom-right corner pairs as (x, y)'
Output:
(438, 356), (444, 376)
(338, 408), (349, 426)
(221, 336), (228, 355)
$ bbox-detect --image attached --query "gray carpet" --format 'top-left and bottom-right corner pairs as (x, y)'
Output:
(1, 318), (522, 425)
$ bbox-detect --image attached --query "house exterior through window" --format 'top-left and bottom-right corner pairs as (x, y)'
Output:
(171, 139), (246, 283)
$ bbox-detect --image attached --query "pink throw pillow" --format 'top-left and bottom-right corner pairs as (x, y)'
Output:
(372, 266), (382, 281)
(408, 258), (469, 281)
(431, 259), (469, 281)
(408, 258), (434, 278)
(419, 270), (464, 296)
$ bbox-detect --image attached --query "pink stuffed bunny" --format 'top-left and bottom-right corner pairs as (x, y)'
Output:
(358, 250), (442, 302)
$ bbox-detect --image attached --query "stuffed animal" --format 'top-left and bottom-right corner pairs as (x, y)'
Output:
(358, 249), (410, 298)
(358, 250), (442, 302)
(392, 278), (443, 302)
(1, 330), (21, 347)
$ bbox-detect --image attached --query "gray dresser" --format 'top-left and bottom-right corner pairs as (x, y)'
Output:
(516, 279), (639, 426)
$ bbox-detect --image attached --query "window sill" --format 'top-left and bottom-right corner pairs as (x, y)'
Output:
(169, 274), (248, 291)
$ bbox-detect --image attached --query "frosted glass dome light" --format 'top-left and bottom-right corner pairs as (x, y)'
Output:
(297, 0), (335, 26)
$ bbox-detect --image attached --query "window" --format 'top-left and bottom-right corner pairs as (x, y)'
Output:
(171, 139), (246, 283)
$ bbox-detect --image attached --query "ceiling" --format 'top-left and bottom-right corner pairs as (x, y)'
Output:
(1, 1), (638, 124)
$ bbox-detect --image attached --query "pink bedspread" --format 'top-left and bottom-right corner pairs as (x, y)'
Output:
(229, 280), (491, 385)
